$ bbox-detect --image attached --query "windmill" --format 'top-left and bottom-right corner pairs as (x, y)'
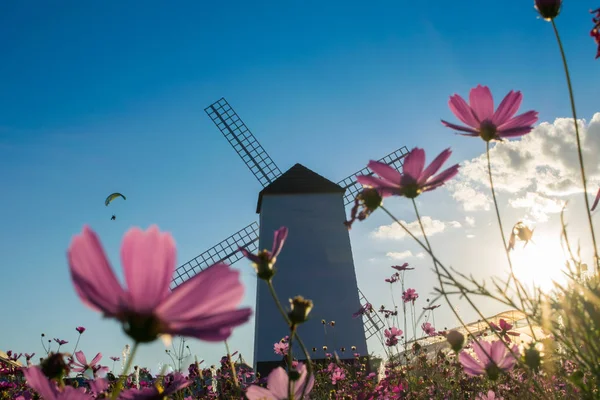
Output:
(171, 98), (408, 376)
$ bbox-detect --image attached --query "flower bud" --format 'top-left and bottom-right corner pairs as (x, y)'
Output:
(288, 296), (313, 325)
(41, 353), (70, 382)
(525, 345), (541, 371)
(288, 369), (301, 381)
(446, 330), (465, 352)
(534, 0), (562, 21)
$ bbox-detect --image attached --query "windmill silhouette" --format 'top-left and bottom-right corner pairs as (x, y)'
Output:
(171, 98), (407, 375)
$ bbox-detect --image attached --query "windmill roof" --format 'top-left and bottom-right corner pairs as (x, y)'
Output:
(256, 163), (345, 213)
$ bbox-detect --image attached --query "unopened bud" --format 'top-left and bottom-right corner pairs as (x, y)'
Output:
(288, 296), (313, 325)
(288, 370), (301, 381)
(534, 0), (562, 20)
(525, 345), (541, 371)
(446, 330), (465, 352)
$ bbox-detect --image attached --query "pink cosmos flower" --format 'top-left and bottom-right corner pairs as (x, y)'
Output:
(70, 351), (108, 378)
(384, 327), (403, 347)
(477, 390), (504, 400)
(75, 326), (86, 334)
(592, 8), (600, 59)
(246, 364), (314, 400)
(67, 226), (252, 343)
(53, 338), (68, 346)
(273, 342), (289, 356)
(240, 227), (288, 280)
(357, 148), (459, 199)
(331, 367), (346, 385)
(109, 356), (120, 362)
(489, 319), (521, 343)
(352, 302), (374, 318)
(402, 288), (419, 304)
(459, 340), (519, 379)
(120, 372), (190, 399)
(23, 366), (93, 399)
(422, 322), (436, 336)
(441, 85), (539, 141)
(391, 263), (414, 271)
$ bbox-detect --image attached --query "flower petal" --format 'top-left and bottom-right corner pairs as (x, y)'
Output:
(157, 263), (245, 318)
(472, 341), (492, 367)
(418, 148), (452, 185)
(469, 85), (494, 122)
(422, 164), (459, 191)
(441, 120), (479, 135)
(67, 226), (126, 316)
(356, 175), (399, 194)
(75, 351), (87, 366)
(448, 94), (479, 127)
(271, 227), (289, 259)
(246, 385), (276, 400)
(239, 247), (262, 264)
(23, 367), (59, 399)
(166, 308), (252, 341)
(267, 367), (289, 399)
(496, 110), (539, 132)
(592, 187), (600, 211)
(367, 160), (402, 184)
(121, 226), (175, 313)
(458, 352), (484, 376)
(490, 340), (505, 364)
(89, 353), (102, 367)
(402, 148), (426, 181)
(492, 90), (522, 126)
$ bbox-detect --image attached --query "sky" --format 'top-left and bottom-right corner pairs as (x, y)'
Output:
(2, 0), (600, 374)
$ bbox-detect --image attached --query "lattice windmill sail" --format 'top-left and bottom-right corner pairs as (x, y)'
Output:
(172, 98), (406, 375)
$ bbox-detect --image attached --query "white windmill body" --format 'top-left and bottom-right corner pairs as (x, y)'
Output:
(254, 164), (368, 373)
(170, 98), (407, 377)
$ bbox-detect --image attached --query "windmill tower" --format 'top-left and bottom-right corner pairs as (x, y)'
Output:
(171, 98), (407, 376)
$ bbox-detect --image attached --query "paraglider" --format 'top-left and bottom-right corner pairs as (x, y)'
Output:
(105, 193), (126, 221)
(508, 221), (534, 251)
(105, 193), (126, 206)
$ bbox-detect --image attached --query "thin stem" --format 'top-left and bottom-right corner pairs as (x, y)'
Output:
(287, 325), (297, 400)
(72, 334), (82, 355)
(485, 142), (538, 341)
(111, 341), (138, 400)
(266, 280), (313, 399)
(551, 19), (599, 273)
(224, 340), (240, 392)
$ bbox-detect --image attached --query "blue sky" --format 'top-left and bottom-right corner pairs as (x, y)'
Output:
(2, 0), (600, 373)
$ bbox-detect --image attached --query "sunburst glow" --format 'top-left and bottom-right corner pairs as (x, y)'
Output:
(509, 230), (568, 292)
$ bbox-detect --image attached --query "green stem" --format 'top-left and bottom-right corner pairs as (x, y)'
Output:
(485, 142), (538, 341)
(111, 342), (138, 400)
(72, 334), (82, 355)
(551, 19), (599, 273)
(224, 340), (240, 392)
(266, 280), (313, 399)
(288, 325), (297, 400)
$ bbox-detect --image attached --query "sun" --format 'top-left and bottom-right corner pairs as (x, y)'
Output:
(509, 230), (569, 293)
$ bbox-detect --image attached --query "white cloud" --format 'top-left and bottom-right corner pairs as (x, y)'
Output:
(465, 216), (476, 227)
(386, 250), (414, 260)
(447, 113), (600, 219)
(466, 234), (475, 239)
(416, 252), (426, 258)
(372, 216), (462, 240)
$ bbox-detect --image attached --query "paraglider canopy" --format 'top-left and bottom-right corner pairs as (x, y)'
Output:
(105, 193), (126, 206)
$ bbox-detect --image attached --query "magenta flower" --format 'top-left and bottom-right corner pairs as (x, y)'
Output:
(441, 85), (539, 141)
(592, 8), (600, 59)
(273, 342), (289, 356)
(120, 372), (191, 399)
(459, 340), (519, 380)
(352, 303), (374, 318)
(53, 338), (68, 346)
(357, 148), (459, 198)
(331, 367), (346, 385)
(391, 263), (414, 271)
(67, 226), (252, 343)
(489, 319), (521, 343)
(422, 322), (436, 336)
(70, 351), (107, 378)
(75, 326), (86, 334)
(402, 288), (419, 304)
(23, 366), (93, 399)
(246, 364), (314, 400)
(240, 226), (288, 280)
(109, 356), (120, 362)
(385, 273), (400, 284)
(477, 391), (504, 400)
(384, 327), (403, 347)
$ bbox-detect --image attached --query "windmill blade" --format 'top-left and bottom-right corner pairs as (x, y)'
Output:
(205, 98), (283, 187)
(357, 287), (386, 345)
(171, 222), (259, 289)
(337, 146), (409, 206)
